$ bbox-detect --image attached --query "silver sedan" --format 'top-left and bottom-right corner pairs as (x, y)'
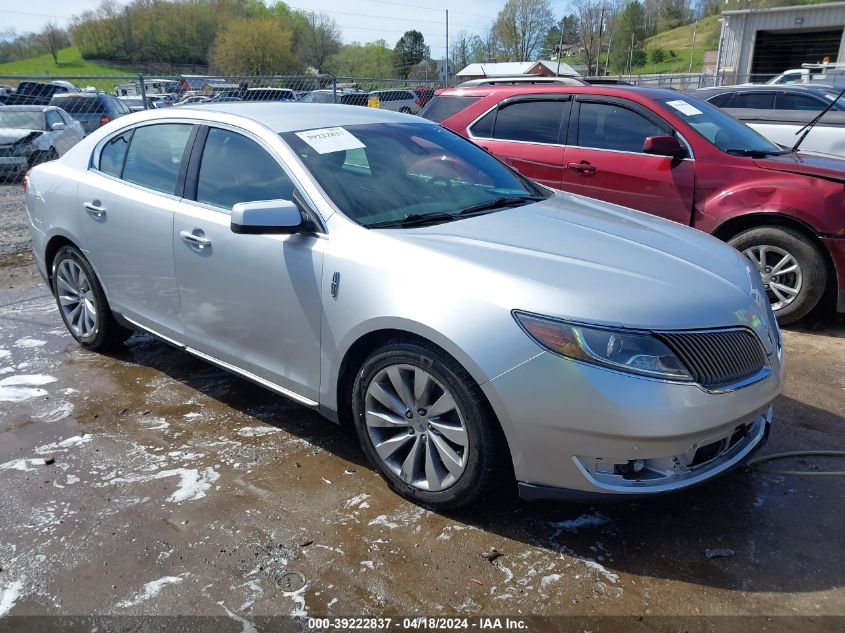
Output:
(23, 103), (783, 508)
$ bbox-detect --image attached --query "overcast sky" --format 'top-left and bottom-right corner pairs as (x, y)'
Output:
(1, 0), (572, 57)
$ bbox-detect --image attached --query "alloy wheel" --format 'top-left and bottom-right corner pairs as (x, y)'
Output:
(744, 244), (802, 311)
(364, 363), (469, 492)
(56, 258), (98, 338)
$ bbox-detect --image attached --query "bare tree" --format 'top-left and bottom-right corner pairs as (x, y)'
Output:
(40, 23), (64, 65)
(450, 31), (471, 74)
(573, 0), (611, 76)
(296, 11), (342, 73)
(493, 0), (555, 62)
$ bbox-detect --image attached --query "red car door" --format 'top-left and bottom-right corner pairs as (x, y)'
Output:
(561, 96), (695, 226)
(466, 96), (569, 189)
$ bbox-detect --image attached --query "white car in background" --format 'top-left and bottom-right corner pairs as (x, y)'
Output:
(369, 89), (420, 114)
(0, 105), (85, 180)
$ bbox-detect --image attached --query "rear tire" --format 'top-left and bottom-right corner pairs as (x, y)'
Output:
(729, 225), (827, 325)
(351, 339), (510, 509)
(51, 245), (133, 351)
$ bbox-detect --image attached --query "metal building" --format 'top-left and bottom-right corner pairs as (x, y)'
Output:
(717, 1), (845, 81)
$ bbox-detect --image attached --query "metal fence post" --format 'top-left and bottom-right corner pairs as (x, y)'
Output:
(138, 74), (148, 109)
(332, 76), (337, 104)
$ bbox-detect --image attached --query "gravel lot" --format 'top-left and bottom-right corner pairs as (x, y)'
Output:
(0, 184), (31, 257)
(1, 181), (844, 628)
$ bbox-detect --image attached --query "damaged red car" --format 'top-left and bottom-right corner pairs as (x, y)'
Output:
(423, 85), (845, 324)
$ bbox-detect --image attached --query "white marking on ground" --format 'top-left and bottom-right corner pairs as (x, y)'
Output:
(0, 374), (56, 402)
(236, 426), (281, 437)
(368, 515), (399, 529)
(0, 349), (10, 360)
(35, 401), (74, 422)
(106, 467), (219, 503)
(344, 493), (370, 509)
(550, 512), (609, 533)
(0, 457), (52, 472)
(540, 573), (561, 590)
(35, 434), (91, 454)
(14, 338), (46, 349)
(0, 579), (24, 616)
(116, 575), (186, 608)
(140, 416), (169, 430)
(581, 559), (619, 584)
(218, 601), (258, 633)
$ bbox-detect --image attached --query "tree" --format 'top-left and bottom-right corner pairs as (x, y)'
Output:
(295, 11), (341, 73)
(573, 0), (610, 76)
(450, 31), (471, 74)
(326, 40), (394, 77)
(393, 30), (429, 79)
(39, 23), (67, 64)
(609, 0), (647, 73)
(467, 34), (490, 63)
(561, 14), (580, 45)
(211, 17), (296, 75)
(493, 0), (555, 62)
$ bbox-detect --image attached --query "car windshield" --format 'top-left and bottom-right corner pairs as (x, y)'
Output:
(281, 122), (547, 228)
(0, 111), (45, 130)
(656, 96), (785, 155)
(51, 96), (104, 114)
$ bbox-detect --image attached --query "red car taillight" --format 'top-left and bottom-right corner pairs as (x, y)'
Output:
(22, 170), (30, 193)
(99, 115), (111, 126)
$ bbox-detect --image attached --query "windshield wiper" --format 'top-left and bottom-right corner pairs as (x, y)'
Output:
(364, 212), (458, 229)
(456, 195), (546, 217)
(363, 195), (545, 229)
(792, 84), (845, 153)
(724, 148), (785, 158)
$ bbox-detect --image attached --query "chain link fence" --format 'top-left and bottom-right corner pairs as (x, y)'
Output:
(0, 73), (448, 185)
(0, 69), (824, 185)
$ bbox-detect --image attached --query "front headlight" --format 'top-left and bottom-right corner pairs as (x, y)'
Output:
(514, 311), (693, 381)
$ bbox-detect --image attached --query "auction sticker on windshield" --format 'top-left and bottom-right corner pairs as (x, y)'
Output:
(665, 99), (703, 116)
(295, 127), (366, 154)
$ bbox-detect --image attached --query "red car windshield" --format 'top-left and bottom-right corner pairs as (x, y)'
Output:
(656, 96), (786, 155)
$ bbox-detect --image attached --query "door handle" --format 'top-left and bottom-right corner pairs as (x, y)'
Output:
(180, 230), (211, 250)
(83, 201), (107, 218)
(567, 161), (597, 174)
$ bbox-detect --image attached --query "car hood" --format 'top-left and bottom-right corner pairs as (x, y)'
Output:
(0, 128), (41, 144)
(753, 151), (845, 183)
(392, 192), (770, 335)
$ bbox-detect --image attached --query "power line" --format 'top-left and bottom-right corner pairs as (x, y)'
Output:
(288, 4), (478, 29)
(0, 9), (73, 20)
(352, 0), (495, 20)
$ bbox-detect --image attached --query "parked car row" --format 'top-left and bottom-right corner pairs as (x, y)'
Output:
(0, 106), (85, 179)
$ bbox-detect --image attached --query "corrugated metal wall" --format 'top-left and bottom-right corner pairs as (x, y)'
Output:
(718, 2), (845, 79)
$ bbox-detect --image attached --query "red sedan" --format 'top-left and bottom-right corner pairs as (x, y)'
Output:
(423, 84), (845, 324)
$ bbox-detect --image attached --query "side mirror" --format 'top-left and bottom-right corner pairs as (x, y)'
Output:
(51, 121), (66, 131)
(643, 135), (687, 159)
(231, 199), (304, 235)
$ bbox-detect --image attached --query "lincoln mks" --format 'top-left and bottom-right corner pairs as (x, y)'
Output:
(24, 104), (783, 507)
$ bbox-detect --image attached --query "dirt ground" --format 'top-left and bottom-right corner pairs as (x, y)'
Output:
(1, 230), (844, 626)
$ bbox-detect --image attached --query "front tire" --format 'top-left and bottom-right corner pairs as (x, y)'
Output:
(352, 339), (509, 509)
(730, 226), (827, 325)
(51, 245), (133, 351)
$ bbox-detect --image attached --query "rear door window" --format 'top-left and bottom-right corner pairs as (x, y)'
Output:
(576, 101), (664, 153)
(729, 92), (776, 109)
(99, 130), (133, 178)
(492, 100), (567, 144)
(121, 124), (193, 194)
(707, 93), (734, 107)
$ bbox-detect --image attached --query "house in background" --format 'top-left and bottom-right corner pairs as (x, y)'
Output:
(456, 60), (581, 81)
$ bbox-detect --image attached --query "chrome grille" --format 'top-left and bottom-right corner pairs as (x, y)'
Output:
(658, 329), (768, 389)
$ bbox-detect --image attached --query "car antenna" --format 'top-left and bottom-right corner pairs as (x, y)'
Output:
(792, 84), (845, 152)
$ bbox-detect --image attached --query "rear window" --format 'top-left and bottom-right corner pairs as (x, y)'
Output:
(51, 96), (105, 114)
(420, 96), (481, 122)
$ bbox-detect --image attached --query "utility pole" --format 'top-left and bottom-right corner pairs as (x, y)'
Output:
(604, 30), (613, 76)
(596, 6), (605, 76)
(445, 10), (449, 83)
(556, 19), (564, 76)
(688, 18), (698, 74)
(627, 32), (634, 76)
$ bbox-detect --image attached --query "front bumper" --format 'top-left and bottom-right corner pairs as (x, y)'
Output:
(482, 349), (782, 499)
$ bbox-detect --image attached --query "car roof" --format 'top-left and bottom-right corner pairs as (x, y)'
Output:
(693, 84), (838, 94)
(136, 102), (430, 132)
(0, 105), (58, 112)
(437, 84), (681, 100)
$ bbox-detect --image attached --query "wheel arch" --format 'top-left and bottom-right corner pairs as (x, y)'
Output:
(44, 234), (78, 286)
(333, 327), (515, 479)
(712, 212), (838, 302)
